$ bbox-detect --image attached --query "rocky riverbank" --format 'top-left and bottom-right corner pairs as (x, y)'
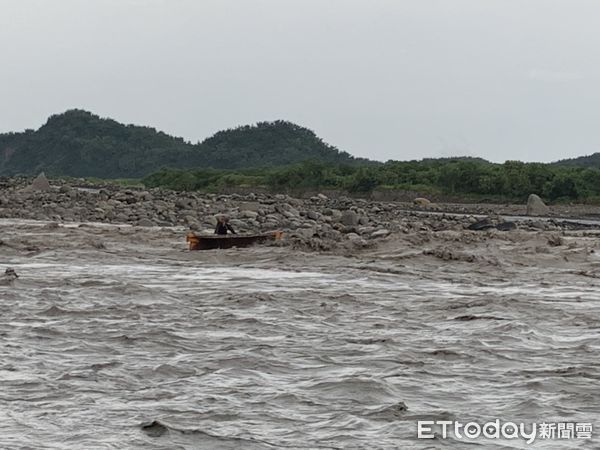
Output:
(1, 175), (600, 253)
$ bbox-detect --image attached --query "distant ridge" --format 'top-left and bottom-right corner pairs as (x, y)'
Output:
(0, 109), (366, 178)
(554, 152), (600, 167)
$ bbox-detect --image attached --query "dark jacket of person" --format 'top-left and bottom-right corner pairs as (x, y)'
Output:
(215, 222), (236, 235)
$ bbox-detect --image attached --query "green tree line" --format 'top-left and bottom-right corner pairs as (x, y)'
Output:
(142, 159), (600, 202)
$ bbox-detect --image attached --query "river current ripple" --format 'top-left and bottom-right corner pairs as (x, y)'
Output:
(1, 222), (599, 449)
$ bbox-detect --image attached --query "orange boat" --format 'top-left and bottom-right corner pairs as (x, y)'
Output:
(186, 231), (283, 250)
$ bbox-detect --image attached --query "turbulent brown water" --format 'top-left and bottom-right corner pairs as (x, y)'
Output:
(1, 220), (599, 449)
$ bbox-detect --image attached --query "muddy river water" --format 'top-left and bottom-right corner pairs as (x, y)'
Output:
(1, 220), (599, 449)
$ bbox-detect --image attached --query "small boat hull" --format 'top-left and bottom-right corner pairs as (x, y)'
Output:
(186, 231), (283, 250)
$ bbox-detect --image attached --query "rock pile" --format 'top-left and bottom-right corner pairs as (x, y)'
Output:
(0, 177), (592, 252)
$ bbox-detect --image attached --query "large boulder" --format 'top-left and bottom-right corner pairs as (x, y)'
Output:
(137, 218), (156, 227)
(413, 197), (431, 206)
(341, 210), (359, 226)
(239, 210), (259, 219)
(496, 221), (517, 231)
(306, 210), (319, 220)
(27, 172), (51, 192)
(238, 201), (261, 212)
(526, 194), (549, 216)
(330, 209), (343, 221)
(467, 218), (495, 231)
(371, 229), (390, 238)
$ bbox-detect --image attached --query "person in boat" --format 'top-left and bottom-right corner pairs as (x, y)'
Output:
(214, 216), (236, 235)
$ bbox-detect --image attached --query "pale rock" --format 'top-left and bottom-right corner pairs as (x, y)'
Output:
(526, 194), (549, 216)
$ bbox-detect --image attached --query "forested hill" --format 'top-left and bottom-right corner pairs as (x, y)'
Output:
(0, 110), (364, 178)
(555, 153), (600, 167)
(199, 121), (366, 169)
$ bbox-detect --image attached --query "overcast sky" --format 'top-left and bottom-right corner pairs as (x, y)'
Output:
(0, 0), (598, 162)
